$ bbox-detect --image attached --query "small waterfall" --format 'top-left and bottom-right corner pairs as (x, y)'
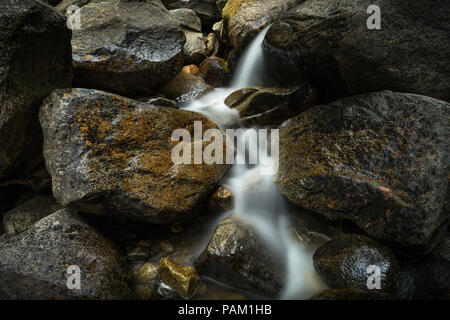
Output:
(183, 26), (325, 299)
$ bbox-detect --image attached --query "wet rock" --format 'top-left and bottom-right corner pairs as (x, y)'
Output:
(276, 91), (450, 252)
(127, 246), (152, 262)
(170, 8), (202, 32)
(0, 0), (72, 178)
(0, 209), (130, 299)
(264, 0), (450, 102)
(199, 57), (231, 87)
(135, 262), (160, 300)
(40, 88), (229, 224)
(314, 234), (399, 292)
(42, 0), (63, 6)
(208, 185), (234, 214)
(162, 0), (221, 27)
(3, 194), (62, 238)
(136, 96), (178, 109)
(195, 216), (284, 297)
(158, 257), (200, 297)
(225, 84), (318, 127)
(71, 0), (185, 95)
(311, 288), (397, 300)
(205, 33), (221, 57)
(56, 0), (94, 13)
(222, 0), (292, 52)
(161, 71), (212, 103)
(170, 9), (207, 65)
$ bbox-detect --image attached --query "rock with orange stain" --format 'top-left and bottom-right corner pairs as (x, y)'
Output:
(276, 91), (450, 252)
(39, 88), (230, 224)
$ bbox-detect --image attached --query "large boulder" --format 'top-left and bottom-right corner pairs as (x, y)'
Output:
(224, 84), (318, 127)
(71, 0), (185, 95)
(3, 194), (62, 238)
(40, 88), (229, 224)
(0, 209), (130, 299)
(0, 0), (72, 178)
(264, 0), (450, 102)
(276, 91), (450, 252)
(222, 0), (293, 52)
(194, 216), (284, 297)
(313, 234), (399, 293)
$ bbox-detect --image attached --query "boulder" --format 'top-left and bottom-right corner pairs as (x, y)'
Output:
(159, 258), (200, 297)
(0, 209), (130, 299)
(162, 0), (221, 26)
(199, 56), (231, 87)
(276, 91), (450, 252)
(224, 84), (318, 127)
(264, 0), (450, 102)
(222, 0), (293, 52)
(313, 234), (399, 292)
(71, 0), (185, 95)
(0, 0), (72, 178)
(40, 88), (229, 224)
(170, 9), (207, 65)
(3, 194), (62, 238)
(195, 216), (284, 297)
(161, 71), (212, 103)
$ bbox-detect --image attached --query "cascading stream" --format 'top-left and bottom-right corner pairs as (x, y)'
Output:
(183, 26), (325, 299)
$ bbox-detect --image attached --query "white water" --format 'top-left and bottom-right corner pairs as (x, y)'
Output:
(183, 26), (325, 299)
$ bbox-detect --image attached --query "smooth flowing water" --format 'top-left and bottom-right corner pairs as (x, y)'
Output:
(183, 26), (325, 299)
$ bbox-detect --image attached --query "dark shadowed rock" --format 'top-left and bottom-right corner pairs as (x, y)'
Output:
(195, 216), (284, 297)
(161, 71), (212, 103)
(222, 0), (294, 52)
(3, 194), (62, 237)
(276, 91), (450, 252)
(0, 209), (130, 299)
(310, 288), (397, 300)
(225, 84), (318, 127)
(0, 0), (72, 178)
(208, 185), (234, 214)
(40, 88), (229, 224)
(199, 56), (231, 87)
(264, 0), (450, 102)
(71, 0), (185, 95)
(313, 234), (399, 292)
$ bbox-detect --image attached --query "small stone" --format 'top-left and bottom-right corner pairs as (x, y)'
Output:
(208, 185), (234, 213)
(127, 246), (151, 262)
(137, 263), (159, 283)
(158, 258), (200, 297)
(182, 65), (200, 75)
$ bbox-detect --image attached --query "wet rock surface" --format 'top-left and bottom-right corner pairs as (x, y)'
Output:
(161, 70), (212, 103)
(264, 0), (450, 102)
(71, 0), (185, 95)
(40, 88), (229, 224)
(313, 234), (399, 292)
(3, 194), (62, 238)
(276, 91), (450, 251)
(225, 84), (318, 127)
(199, 57), (231, 88)
(162, 0), (221, 27)
(0, 0), (72, 178)
(195, 215), (284, 297)
(159, 257), (200, 297)
(0, 209), (130, 299)
(170, 9), (207, 65)
(222, 0), (293, 52)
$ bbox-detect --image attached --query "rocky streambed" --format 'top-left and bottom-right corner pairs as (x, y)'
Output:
(0, 0), (449, 300)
